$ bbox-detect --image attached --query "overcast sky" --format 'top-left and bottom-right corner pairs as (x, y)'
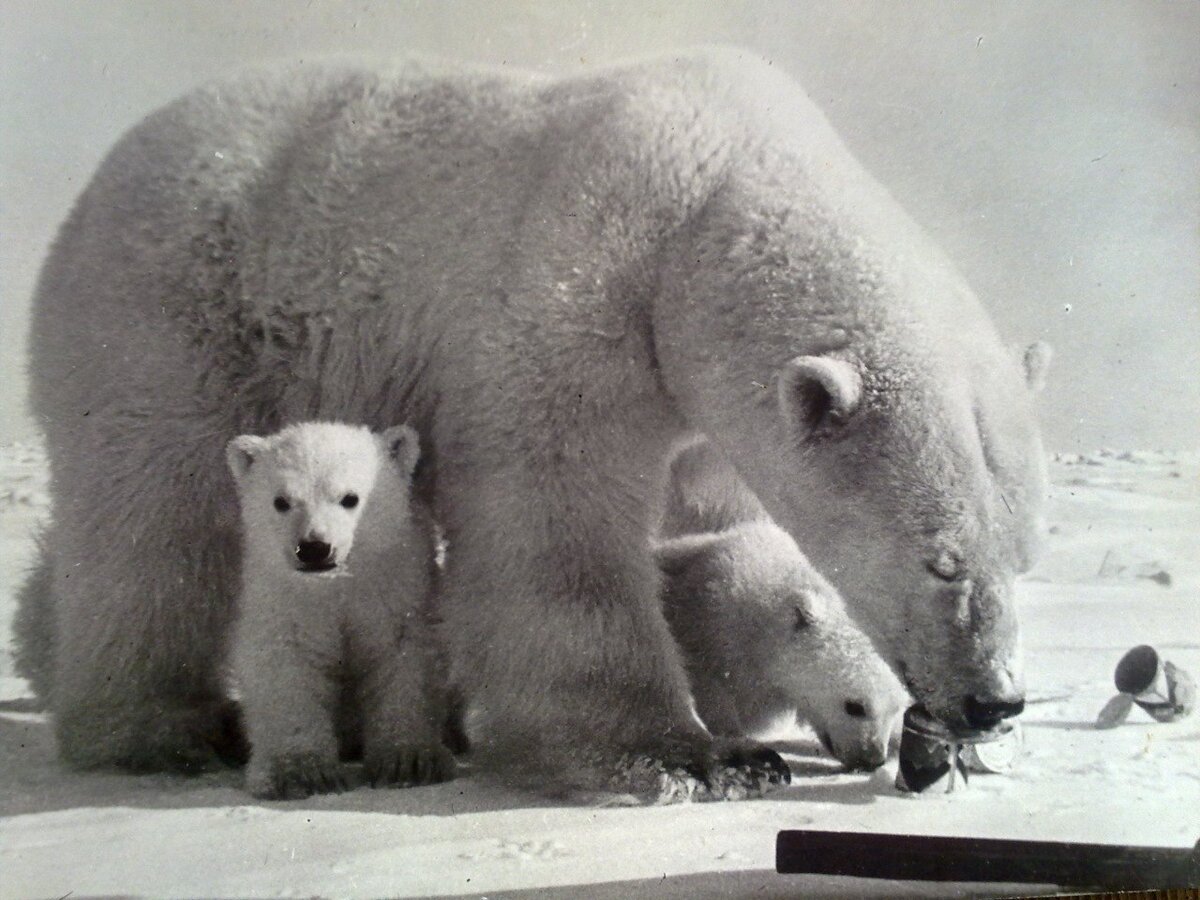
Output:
(2, 0), (1197, 450)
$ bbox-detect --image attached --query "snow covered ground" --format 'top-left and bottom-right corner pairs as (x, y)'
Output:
(1, 442), (1197, 898)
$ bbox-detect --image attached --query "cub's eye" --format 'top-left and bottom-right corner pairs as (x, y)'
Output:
(844, 700), (868, 719)
(273, 496), (291, 513)
(793, 606), (813, 631)
(340, 493), (359, 509)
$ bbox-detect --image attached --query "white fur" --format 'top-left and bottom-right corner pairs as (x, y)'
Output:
(658, 438), (906, 769)
(228, 421), (451, 799)
(22, 49), (1045, 789)
(656, 521), (906, 770)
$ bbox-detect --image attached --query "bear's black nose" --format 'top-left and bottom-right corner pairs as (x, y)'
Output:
(296, 540), (334, 568)
(964, 694), (1025, 730)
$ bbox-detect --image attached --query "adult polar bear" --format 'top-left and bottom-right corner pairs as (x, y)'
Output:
(22, 50), (1048, 796)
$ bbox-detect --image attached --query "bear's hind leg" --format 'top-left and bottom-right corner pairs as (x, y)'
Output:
(13, 531), (56, 705)
(51, 582), (248, 773)
(48, 425), (247, 773)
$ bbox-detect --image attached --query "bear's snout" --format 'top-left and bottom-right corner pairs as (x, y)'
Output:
(295, 539), (336, 572)
(963, 693), (1025, 730)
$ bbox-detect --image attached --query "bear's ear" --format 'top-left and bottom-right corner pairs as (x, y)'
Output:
(226, 435), (268, 480)
(777, 356), (862, 437)
(1022, 341), (1052, 393)
(652, 532), (724, 577)
(381, 424), (421, 477)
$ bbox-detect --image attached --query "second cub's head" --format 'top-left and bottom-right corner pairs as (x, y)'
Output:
(658, 522), (905, 771)
(226, 422), (420, 574)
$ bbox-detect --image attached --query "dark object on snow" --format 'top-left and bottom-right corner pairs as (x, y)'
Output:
(895, 705), (968, 793)
(775, 830), (1200, 890)
(895, 705), (1017, 793)
(1115, 643), (1161, 694)
(1097, 644), (1195, 728)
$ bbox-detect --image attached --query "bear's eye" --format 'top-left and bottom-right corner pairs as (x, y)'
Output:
(340, 493), (359, 509)
(273, 496), (291, 513)
(926, 552), (961, 582)
(844, 700), (868, 719)
(793, 606), (813, 631)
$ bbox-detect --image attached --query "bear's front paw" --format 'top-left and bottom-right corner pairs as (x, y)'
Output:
(656, 736), (790, 802)
(703, 737), (792, 800)
(603, 738), (789, 804)
(364, 742), (456, 788)
(247, 752), (348, 800)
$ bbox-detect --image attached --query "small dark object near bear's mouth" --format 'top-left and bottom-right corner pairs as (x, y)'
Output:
(296, 561), (338, 573)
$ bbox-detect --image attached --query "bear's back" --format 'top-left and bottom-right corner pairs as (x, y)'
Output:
(34, 52), (801, 433)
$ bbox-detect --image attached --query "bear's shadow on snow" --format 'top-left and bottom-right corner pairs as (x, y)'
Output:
(0, 713), (552, 818)
(1, 714), (878, 816)
(1020, 720), (1102, 732)
(771, 739), (880, 806)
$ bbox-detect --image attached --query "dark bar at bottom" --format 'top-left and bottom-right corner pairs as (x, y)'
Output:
(775, 830), (1199, 889)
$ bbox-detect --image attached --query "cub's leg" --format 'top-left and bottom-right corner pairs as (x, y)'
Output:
(350, 606), (455, 788)
(235, 615), (346, 800)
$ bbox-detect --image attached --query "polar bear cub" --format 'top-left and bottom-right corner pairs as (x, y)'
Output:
(657, 437), (906, 770)
(226, 421), (453, 799)
(655, 522), (906, 771)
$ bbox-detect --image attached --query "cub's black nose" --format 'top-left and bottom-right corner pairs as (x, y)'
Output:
(296, 540), (334, 568)
(964, 694), (1025, 730)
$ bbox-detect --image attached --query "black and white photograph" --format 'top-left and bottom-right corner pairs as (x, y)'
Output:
(1, 2), (1197, 896)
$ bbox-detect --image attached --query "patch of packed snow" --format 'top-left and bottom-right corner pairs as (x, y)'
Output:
(1, 442), (1197, 897)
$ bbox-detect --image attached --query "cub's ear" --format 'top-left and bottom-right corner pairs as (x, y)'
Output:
(1022, 341), (1052, 392)
(226, 435), (268, 480)
(778, 356), (862, 436)
(381, 424), (421, 477)
(652, 532), (724, 577)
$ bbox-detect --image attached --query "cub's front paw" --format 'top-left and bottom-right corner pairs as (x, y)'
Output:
(247, 752), (348, 800)
(364, 742), (456, 788)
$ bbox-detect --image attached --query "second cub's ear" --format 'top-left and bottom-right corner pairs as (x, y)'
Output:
(226, 435), (268, 480)
(777, 355), (862, 437)
(381, 424), (421, 477)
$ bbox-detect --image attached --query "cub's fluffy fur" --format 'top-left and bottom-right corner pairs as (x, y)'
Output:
(228, 421), (452, 799)
(658, 439), (905, 769)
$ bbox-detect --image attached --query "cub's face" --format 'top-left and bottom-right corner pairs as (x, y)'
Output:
(226, 422), (419, 575)
(729, 532), (905, 771)
(659, 525), (906, 771)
